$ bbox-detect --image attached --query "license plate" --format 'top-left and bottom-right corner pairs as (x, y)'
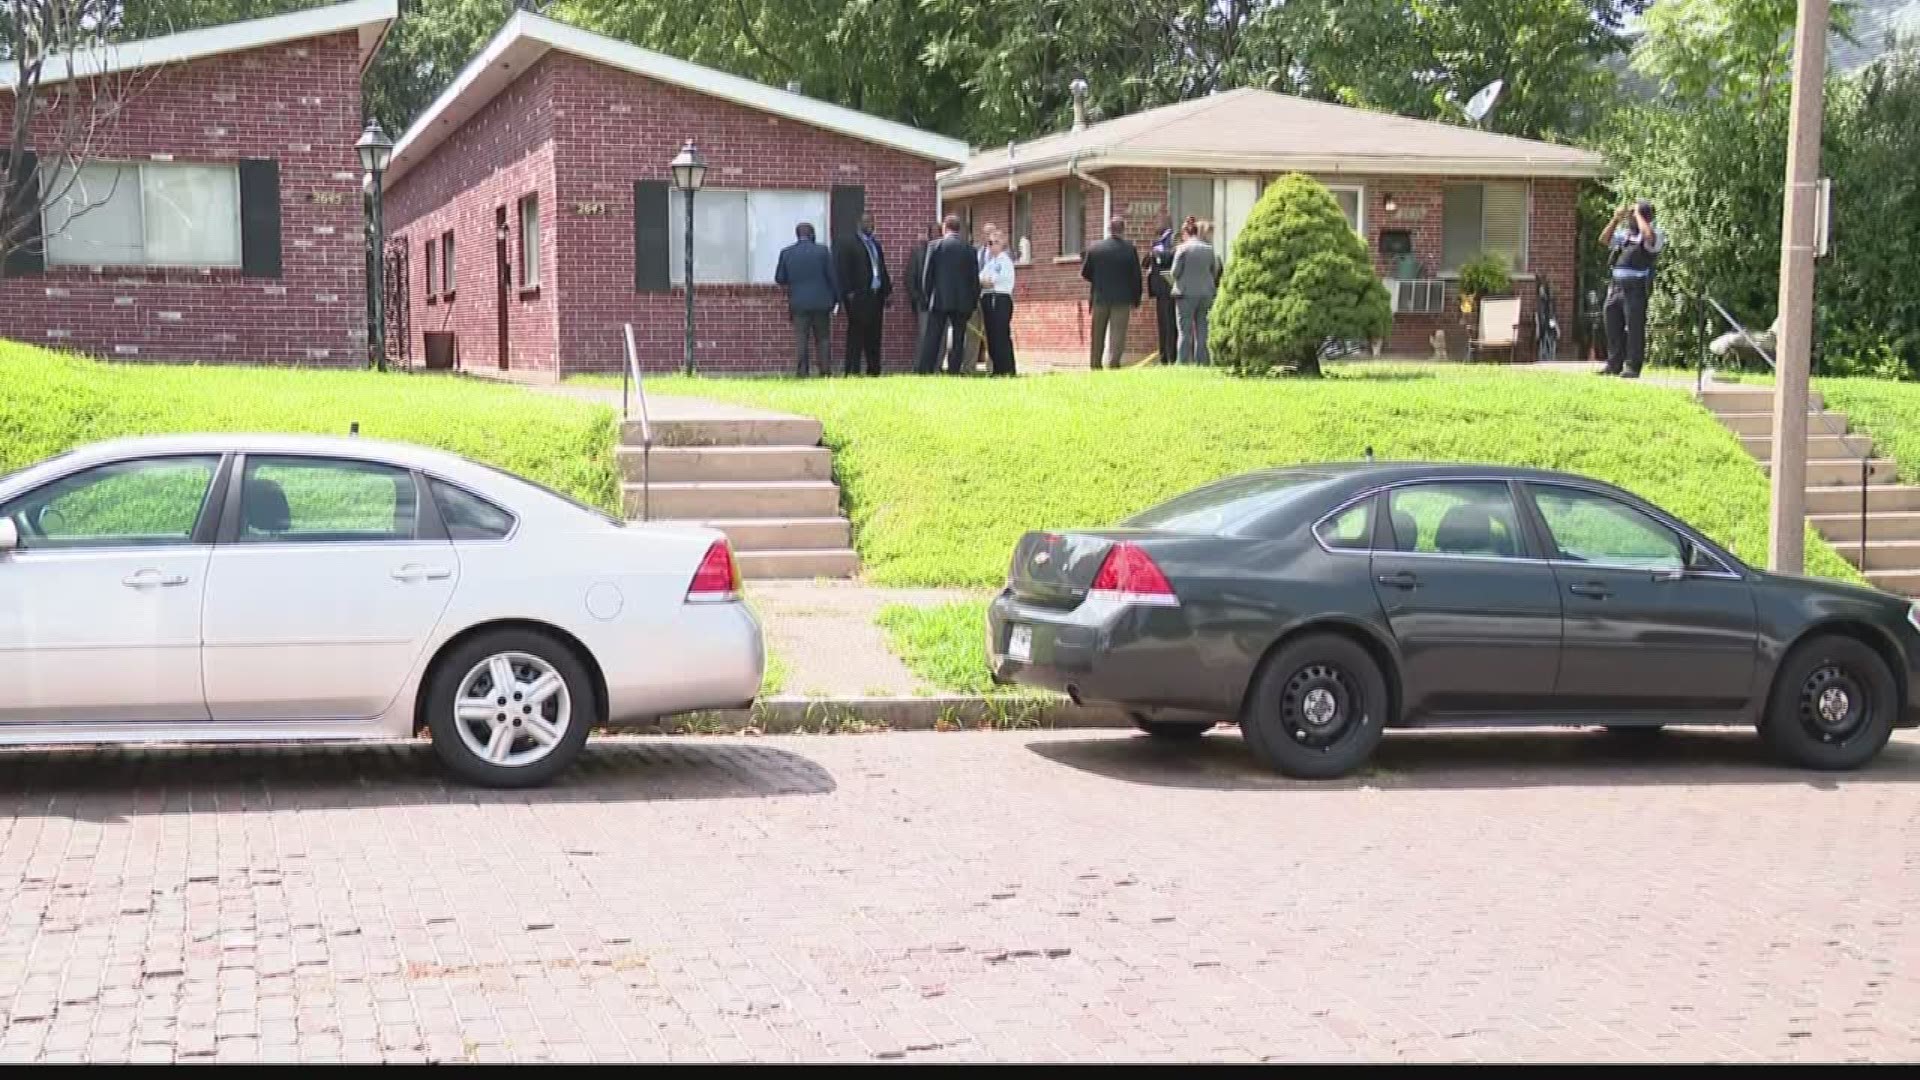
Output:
(1008, 624), (1033, 662)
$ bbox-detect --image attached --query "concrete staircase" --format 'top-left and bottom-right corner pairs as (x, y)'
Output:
(620, 411), (859, 579)
(1701, 384), (1920, 595)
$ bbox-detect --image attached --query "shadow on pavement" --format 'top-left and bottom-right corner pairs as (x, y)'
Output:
(1027, 727), (1920, 791)
(0, 737), (836, 823)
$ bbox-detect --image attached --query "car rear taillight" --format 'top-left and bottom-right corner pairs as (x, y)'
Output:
(686, 540), (741, 603)
(1088, 542), (1179, 607)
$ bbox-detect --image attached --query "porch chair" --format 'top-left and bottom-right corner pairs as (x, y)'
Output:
(1468, 295), (1522, 362)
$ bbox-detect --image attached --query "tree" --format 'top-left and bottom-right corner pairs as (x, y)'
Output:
(1631, 0), (1857, 111)
(1210, 174), (1390, 377)
(2, 0), (158, 269)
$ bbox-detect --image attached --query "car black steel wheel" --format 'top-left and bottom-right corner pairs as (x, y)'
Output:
(425, 629), (595, 788)
(1762, 634), (1895, 771)
(1241, 633), (1389, 779)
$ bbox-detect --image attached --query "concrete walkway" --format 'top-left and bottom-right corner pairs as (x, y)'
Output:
(749, 580), (978, 697)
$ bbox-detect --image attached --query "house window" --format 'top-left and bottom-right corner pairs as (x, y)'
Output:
(1060, 181), (1085, 256)
(423, 238), (436, 303)
(1169, 175), (1214, 230)
(1013, 190), (1033, 264)
(1326, 185), (1365, 235)
(1441, 182), (1529, 273)
(517, 194), (540, 288)
(440, 230), (455, 296)
(42, 161), (241, 268)
(667, 188), (830, 285)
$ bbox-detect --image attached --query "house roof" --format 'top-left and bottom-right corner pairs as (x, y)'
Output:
(387, 11), (971, 183)
(0, 0), (396, 89)
(940, 87), (1606, 196)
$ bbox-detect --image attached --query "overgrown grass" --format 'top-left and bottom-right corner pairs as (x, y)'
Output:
(629, 364), (1855, 587)
(2, 340), (619, 511)
(876, 601), (996, 694)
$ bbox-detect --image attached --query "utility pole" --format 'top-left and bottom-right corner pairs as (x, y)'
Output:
(1767, 0), (1830, 575)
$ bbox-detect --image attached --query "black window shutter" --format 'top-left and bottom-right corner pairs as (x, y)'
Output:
(238, 158), (282, 278)
(830, 185), (865, 244)
(3, 151), (45, 277)
(634, 179), (670, 292)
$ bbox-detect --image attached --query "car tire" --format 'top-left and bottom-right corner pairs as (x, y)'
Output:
(1761, 634), (1896, 771)
(424, 629), (596, 788)
(1241, 633), (1389, 779)
(1129, 715), (1214, 739)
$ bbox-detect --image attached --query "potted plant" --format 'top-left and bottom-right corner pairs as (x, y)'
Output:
(1456, 252), (1511, 315)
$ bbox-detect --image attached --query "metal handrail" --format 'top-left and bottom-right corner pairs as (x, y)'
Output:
(1702, 296), (1868, 569)
(622, 323), (653, 522)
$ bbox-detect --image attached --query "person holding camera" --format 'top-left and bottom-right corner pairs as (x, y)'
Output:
(1598, 199), (1665, 379)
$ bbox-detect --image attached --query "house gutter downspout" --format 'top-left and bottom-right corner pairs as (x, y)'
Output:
(1069, 154), (1112, 236)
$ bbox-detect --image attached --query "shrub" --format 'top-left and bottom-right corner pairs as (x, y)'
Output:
(1210, 173), (1391, 377)
(1457, 252), (1512, 305)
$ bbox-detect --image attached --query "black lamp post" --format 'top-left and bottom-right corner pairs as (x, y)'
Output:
(669, 139), (708, 376)
(355, 119), (394, 372)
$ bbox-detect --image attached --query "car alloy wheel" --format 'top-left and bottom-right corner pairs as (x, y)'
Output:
(1281, 662), (1359, 749)
(452, 651), (572, 768)
(1798, 663), (1869, 746)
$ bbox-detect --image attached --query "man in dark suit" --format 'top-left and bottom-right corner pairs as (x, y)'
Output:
(914, 215), (980, 375)
(774, 222), (839, 378)
(1081, 216), (1143, 370)
(904, 223), (939, 352)
(834, 214), (892, 376)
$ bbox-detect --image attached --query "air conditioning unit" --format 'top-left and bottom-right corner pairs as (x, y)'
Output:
(1384, 278), (1445, 315)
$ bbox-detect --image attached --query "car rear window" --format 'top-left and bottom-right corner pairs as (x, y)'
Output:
(1125, 471), (1323, 534)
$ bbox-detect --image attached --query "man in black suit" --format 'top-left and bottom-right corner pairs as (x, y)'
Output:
(914, 215), (981, 375)
(904, 223), (939, 353)
(834, 214), (892, 376)
(1081, 216), (1143, 370)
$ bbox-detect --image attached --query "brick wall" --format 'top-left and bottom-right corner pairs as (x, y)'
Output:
(546, 54), (945, 376)
(386, 59), (561, 374)
(0, 32), (367, 364)
(949, 168), (1582, 367)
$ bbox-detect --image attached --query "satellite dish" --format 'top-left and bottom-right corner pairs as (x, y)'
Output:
(1463, 79), (1504, 124)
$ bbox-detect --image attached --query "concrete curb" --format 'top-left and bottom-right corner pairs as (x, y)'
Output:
(641, 694), (1134, 735)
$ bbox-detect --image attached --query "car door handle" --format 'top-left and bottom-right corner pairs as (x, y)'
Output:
(122, 569), (189, 588)
(1568, 582), (1611, 599)
(391, 564), (453, 582)
(1376, 571), (1420, 590)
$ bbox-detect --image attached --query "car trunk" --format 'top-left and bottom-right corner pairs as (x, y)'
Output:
(1006, 529), (1148, 610)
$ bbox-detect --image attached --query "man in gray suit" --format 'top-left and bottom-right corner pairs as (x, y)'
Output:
(774, 222), (840, 377)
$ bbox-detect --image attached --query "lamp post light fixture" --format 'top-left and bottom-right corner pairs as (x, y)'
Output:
(355, 118), (395, 372)
(669, 139), (708, 377)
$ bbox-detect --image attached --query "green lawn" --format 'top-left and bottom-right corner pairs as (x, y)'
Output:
(876, 601), (997, 695)
(632, 364), (1856, 588)
(2, 340), (619, 511)
(1820, 380), (1920, 486)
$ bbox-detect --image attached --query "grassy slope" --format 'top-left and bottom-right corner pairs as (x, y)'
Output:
(639, 365), (1857, 588)
(2, 340), (619, 511)
(1820, 379), (1920, 486)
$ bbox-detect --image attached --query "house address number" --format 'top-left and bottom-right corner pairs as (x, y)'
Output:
(573, 201), (610, 216)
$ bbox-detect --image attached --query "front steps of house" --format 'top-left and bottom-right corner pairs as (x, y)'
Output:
(1701, 385), (1920, 595)
(619, 415), (858, 579)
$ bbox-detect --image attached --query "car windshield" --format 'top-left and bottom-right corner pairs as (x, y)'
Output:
(1125, 471), (1324, 534)
(474, 463), (623, 527)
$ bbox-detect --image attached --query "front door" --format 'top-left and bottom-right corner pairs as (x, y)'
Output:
(495, 206), (511, 370)
(1523, 482), (1758, 713)
(1369, 479), (1562, 717)
(1214, 177), (1260, 262)
(0, 454), (223, 723)
(201, 455), (459, 721)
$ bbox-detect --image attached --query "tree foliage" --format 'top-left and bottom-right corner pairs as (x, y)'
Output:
(1631, 0), (1858, 111)
(1210, 174), (1391, 378)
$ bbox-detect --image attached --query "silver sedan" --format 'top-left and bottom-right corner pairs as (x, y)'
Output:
(0, 434), (764, 787)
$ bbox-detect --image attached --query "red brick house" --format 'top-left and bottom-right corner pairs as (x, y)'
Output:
(940, 88), (1606, 366)
(383, 11), (970, 377)
(0, 0), (396, 364)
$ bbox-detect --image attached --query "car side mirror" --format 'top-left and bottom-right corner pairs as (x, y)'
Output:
(0, 518), (17, 552)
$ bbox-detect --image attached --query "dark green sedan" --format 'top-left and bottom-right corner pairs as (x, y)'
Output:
(988, 463), (1920, 779)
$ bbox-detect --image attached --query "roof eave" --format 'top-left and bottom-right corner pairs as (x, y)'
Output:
(940, 148), (1608, 196)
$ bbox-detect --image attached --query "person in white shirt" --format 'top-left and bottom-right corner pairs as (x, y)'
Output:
(977, 234), (1018, 377)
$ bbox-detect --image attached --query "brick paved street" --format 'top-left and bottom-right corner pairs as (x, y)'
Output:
(0, 727), (1917, 1062)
